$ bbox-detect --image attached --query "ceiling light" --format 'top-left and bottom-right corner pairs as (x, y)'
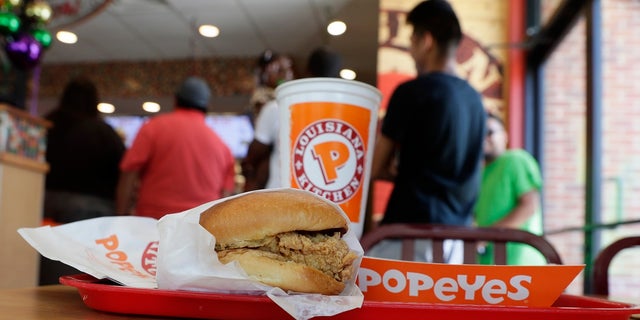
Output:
(199, 24), (220, 38)
(97, 103), (115, 114)
(340, 69), (356, 80)
(56, 31), (77, 44)
(327, 20), (347, 36)
(142, 101), (161, 113)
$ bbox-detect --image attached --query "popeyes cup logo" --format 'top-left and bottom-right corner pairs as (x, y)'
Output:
(293, 118), (365, 203)
(277, 78), (381, 238)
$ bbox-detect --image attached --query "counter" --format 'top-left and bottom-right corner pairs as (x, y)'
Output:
(0, 103), (50, 288)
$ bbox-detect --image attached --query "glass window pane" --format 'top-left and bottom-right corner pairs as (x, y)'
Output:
(542, 15), (586, 295)
(543, 0), (640, 299)
(600, 0), (640, 301)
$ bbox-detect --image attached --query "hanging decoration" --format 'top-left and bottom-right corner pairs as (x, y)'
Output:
(0, 0), (23, 11)
(24, 0), (52, 25)
(1, 0), (52, 71)
(5, 31), (42, 69)
(0, 11), (20, 35)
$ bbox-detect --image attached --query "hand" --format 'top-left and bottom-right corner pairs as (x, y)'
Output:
(477, 241), (488, 254)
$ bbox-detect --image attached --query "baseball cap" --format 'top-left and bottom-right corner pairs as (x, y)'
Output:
(176, 76), (211, 110)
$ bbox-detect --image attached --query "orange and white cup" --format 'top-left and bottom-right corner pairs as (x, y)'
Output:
(276, 78), (381, 238)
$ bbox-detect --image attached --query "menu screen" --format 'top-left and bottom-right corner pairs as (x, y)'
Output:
(104, 114), (254, 159)
(205, 114), (254, 159)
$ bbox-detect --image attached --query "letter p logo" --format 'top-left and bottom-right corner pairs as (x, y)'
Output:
(312, 141), (349, 184)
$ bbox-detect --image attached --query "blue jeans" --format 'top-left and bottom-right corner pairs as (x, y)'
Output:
(365, 239), (464, 263)
(44, 190), (115, 223)
(40, 190), (116, 285)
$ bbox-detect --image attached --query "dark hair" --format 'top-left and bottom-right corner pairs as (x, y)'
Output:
(407, 0), (462, 52)
(57, 76), (99, 117)
(256, 50), (284, 86)
(45, 77), (100, 136)
(487, 112), (505, 128)
(307, 47), (343, 78)
(257, 49), (277, 70)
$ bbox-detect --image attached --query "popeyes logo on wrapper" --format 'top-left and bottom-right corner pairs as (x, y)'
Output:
(94, 234), (157, 278)
(357, 257), (584, 307)
(289, 102), (373, 224)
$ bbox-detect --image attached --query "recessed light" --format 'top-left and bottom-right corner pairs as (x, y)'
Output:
(142, 101), (161, 113)
(199, 24), (220, 38)
(327, 20), (347, 36)
(340, 69), (356, 80)
(56, 31), (77, 44)
(97, 103), (115, 114)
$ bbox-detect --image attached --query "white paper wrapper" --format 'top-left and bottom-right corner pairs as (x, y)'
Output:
(18, 188), (364, 320)
(156, 188), (365, 320)
(18, 216), (158, 288)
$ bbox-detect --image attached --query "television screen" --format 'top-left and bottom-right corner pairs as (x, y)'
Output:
(103, 115), (148, 148)
(205, 114), (254, 159)
(104, 113), (254, 159)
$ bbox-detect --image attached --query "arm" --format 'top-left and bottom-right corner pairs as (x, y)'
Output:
(222, 152), (238, 198)
(364, 133), (397, 234)
(371, 133), (397, 181)
(115, 170), (139, 215)
(491, 190), (540, 229)
(241, 140), (272, 191)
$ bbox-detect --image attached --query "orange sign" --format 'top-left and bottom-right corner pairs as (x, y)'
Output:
(357, 256), (584, 307)
(288, 102), (373, 223)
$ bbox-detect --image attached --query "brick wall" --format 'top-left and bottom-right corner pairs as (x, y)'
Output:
(599, 0), (640, 298)
(542, 0), (640, 297)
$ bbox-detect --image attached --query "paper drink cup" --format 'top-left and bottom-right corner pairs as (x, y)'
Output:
(276, 78), (381, 238)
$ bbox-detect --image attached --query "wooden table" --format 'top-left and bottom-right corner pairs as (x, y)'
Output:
(0, 285), (168, 319)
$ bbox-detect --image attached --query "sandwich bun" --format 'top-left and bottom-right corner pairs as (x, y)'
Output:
(218, 249), (345, 295)
(199, 189), (356, 295)
(200, 188), (348, 248)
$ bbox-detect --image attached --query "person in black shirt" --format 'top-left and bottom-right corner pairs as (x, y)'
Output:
(40, 76), (125, 284)
(368, 0), (486, 262)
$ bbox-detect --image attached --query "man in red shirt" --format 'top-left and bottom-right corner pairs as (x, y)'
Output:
(116, 77), (236, 219)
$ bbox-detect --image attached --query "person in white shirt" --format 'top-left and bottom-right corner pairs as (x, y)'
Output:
(241, 47), (343, 191)
(242, 52), (294, 190)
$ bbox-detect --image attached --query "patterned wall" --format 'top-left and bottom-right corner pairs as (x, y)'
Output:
(38, 57), (256, 99)
(39, 58), (255, 107)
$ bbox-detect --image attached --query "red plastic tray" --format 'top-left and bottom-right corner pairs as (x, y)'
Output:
(60, 274), (640, 320)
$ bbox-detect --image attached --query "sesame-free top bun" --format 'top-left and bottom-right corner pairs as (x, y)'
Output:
(199, 189), (348, 247)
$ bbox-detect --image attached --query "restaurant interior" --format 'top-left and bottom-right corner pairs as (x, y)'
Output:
(1, 0), (640, 316)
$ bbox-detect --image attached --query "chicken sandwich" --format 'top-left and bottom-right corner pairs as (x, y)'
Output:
(199, 189), (358, 295)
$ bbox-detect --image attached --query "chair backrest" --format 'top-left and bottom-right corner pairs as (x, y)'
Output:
(360, 223), (563, 265)
(592, 236), (640, 296)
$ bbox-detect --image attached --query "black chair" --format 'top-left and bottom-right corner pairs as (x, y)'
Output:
(360, 223), (563, 264)
(592, 236), (640, 296)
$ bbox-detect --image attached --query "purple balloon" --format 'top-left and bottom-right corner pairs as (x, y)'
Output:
(5, 32), (43, 70)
